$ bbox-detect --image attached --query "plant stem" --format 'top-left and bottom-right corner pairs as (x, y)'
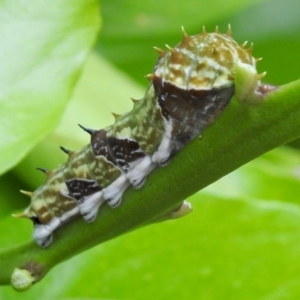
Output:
(1, 79), (300, 289)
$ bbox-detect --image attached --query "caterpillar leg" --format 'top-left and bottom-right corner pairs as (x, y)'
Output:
(127, 155), (156, 189)
(33, 217), (61, 247)
(32, 205), (80, 247)
(34, 231), (53, 248)
(103, 174), (130, 208)
(78, 191), (105, 222)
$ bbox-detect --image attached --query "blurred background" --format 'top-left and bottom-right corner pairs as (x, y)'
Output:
(1, 0), (300, 298)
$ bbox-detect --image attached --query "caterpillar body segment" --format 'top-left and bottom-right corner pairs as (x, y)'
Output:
(19, 27), (260, 247)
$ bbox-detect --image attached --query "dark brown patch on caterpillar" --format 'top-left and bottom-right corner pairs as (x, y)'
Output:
(17, 26), (260, 247)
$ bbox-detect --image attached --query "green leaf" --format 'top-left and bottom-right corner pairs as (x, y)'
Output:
(59, 193), (300, 299)
(216, 0), (300, 86)
(0, 0), (101, 175)
(14, 53), (144, 190)
(97, 0), (270, 84)
(205, 146), (300, 205)
(2, 175), (300, 298)
(1, 0), (300, 297)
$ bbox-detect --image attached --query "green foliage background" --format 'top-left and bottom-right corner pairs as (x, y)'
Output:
(1, 0), (300, 298)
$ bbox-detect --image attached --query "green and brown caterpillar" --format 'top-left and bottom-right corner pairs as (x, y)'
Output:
(17, 26), (262, 247)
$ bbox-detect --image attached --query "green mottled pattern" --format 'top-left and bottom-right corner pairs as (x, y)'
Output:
(129, 85), (164, 154)
(105, 85), (165, 155)
(64, 146), (94, 180)
(25, 83), (165, 223)
(82, 144), (122, 188)
(88, 155), (122, 188)
(26, 29), (255, 229)
(26, 165), (77, 223)
(108, 112), (132, 139)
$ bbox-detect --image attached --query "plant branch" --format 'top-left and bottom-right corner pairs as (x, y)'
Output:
(1, 78), (300, 290)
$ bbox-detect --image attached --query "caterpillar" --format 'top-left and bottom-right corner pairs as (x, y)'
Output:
(17, 26), (260, 247)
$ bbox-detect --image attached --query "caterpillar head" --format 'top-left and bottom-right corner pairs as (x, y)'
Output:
(153, 25), (257, 92)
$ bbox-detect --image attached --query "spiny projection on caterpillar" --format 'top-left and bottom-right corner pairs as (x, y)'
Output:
(16, 25), (266, 247)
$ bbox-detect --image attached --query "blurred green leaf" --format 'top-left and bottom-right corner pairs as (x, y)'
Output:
(14, 53), (144, 189)
(97, 0), (271, 85)
(216, 0), (300, 85)
(2, 176), (300, 298)
(0, 173), (29, 218)
(205, 146), (300, 205)
(62, 193), (300, 300)
(1, 0), (300, 298)
(0, 0), (100, 175)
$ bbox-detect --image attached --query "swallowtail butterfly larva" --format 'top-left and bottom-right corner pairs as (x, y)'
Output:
(16, 26), (264, 247)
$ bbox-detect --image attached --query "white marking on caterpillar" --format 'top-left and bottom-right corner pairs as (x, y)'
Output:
(152, 118), (173, 165)
(17, 26), (264, 247)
